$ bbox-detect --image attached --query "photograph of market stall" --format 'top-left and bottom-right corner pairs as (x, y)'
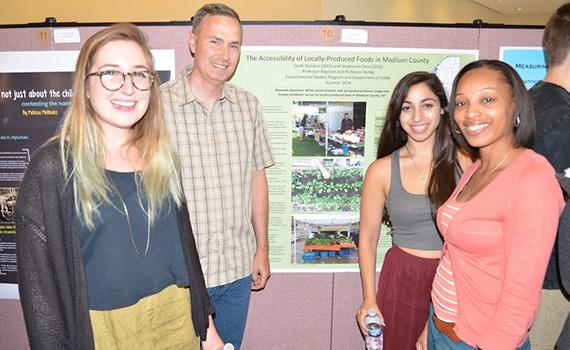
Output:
(291, 101), (366, 157)
(291, 214), (359, 264)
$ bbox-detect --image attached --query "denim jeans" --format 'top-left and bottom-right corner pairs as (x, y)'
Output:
(207, 275), (252, 350)
(427, 304), (531, 350)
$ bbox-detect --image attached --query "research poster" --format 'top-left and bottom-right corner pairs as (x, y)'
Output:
(0, 50), (175, 299)
(500, 47), (547, 89)
(231, 47), (478, 272)
(0, 51), (78, 298)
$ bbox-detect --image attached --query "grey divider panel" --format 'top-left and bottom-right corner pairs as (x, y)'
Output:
(141, 25), (482, 75)
(0, 299), (28, 349)
(478, 27), (544, 59)
(242, 273), (333, 349)
(330, 272), (373, 350)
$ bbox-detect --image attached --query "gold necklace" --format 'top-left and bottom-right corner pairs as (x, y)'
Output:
(476, 150), (514, 185)
(404, 144), (428, 180)
(114, 188), (151, 257)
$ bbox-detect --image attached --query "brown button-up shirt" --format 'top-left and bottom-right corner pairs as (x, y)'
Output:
(161, 66), (274, 288)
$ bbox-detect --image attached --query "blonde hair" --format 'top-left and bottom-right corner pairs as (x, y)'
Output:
(57, 23), (182, 229)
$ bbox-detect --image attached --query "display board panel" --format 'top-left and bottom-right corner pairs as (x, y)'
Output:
(0, 22), (545, 298)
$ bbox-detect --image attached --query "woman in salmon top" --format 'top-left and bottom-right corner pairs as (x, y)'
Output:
(427, 60), (564, 349)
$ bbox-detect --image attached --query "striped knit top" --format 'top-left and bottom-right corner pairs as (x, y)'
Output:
(428, 150), (563, 349)
(431, 200), (464, 322)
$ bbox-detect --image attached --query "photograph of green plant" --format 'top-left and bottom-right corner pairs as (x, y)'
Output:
(291, 158), (363, 212)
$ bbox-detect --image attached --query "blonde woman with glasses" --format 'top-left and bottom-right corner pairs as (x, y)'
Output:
(15, 23), (224, 350)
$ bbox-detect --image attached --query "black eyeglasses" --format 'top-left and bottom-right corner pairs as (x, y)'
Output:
(86, 69), (154, 91)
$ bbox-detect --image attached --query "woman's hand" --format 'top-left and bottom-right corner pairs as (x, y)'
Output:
(356, 299), (384, 336)
(201, 315), (225, 350)
(415, 321), (428, 350)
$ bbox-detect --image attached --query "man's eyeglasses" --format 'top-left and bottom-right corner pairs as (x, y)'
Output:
(86, 70), (154, 91)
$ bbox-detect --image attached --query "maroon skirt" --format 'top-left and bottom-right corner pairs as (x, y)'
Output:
(376, 245), (439, 350)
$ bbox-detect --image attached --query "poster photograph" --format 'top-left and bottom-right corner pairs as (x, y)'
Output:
(292, 101), (366, 157)
(291, 213), (359, 265)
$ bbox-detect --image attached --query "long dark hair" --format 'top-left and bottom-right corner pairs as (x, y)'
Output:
(377, 71), (461, 223)
(449, 60), (535, 159)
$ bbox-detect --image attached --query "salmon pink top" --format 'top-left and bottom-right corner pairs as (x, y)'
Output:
(433, 149), (564, 350)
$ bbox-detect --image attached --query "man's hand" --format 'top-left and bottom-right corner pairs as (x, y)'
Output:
(251, 249), (270, 290)
(251, 169), (270, 291)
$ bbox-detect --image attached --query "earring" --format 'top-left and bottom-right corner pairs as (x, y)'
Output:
(513, 114), (521, 128)
(452, 124), (462, 134)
